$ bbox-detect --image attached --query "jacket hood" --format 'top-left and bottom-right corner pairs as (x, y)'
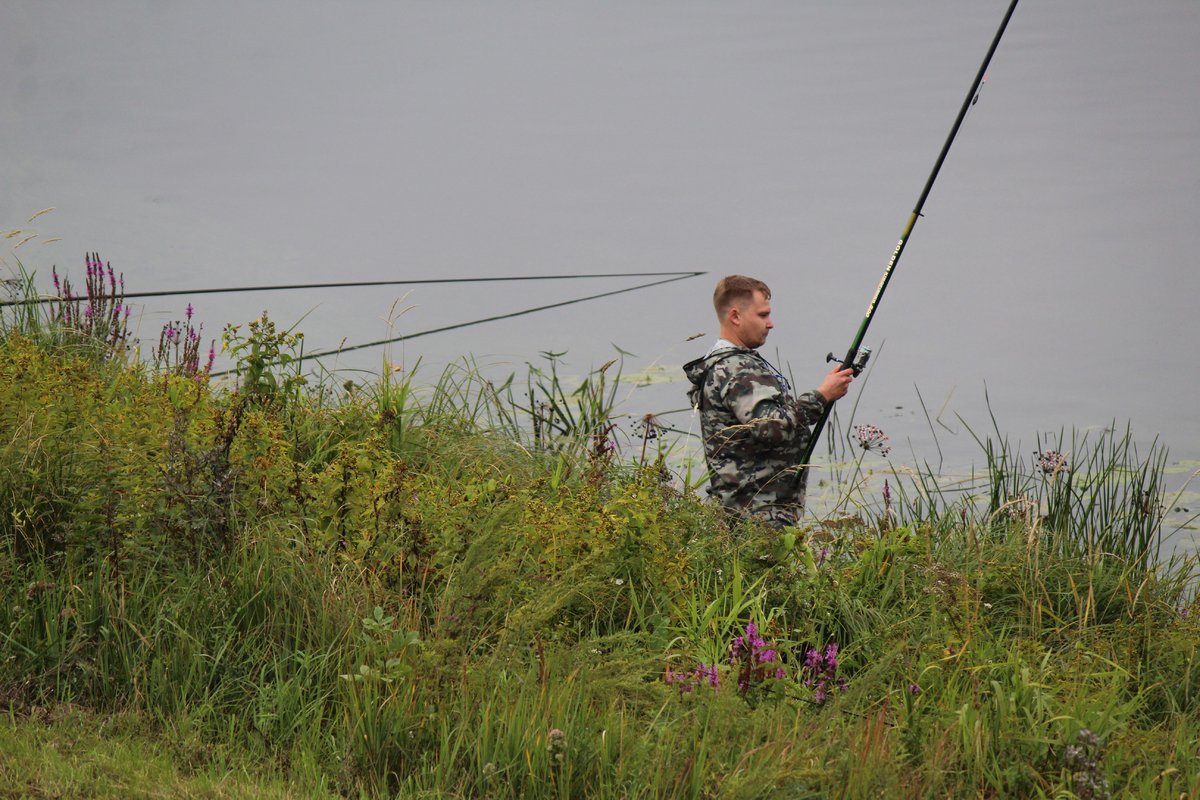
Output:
(683, 345), (753, 406)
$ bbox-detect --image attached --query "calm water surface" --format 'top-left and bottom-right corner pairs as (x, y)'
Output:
(4, 2), (1198, 538)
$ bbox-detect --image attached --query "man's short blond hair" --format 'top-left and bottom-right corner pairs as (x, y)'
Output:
(713, 275), (771, 319)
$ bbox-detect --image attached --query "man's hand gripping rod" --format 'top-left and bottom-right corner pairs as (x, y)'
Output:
(797, 0), (1020, 469)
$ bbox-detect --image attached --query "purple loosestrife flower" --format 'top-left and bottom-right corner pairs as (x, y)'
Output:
(799, 640), (847, 704)
(665, 663), (719, 695)
(704, 664), (719, 688)
(730, 620), (785, 696)
(186, 303), (193, 321)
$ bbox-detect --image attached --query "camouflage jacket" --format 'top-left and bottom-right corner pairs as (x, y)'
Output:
(683, 346), (827, 525)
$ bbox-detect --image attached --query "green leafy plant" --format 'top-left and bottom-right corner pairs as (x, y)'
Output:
(221, 311), (307, 406)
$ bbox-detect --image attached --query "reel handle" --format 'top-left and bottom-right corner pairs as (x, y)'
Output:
(825, 346), (872, 376)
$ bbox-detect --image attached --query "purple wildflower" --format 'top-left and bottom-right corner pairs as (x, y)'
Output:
(730, 620), (785, 695)
(665, 663), (720, 695)
(798, 640), (846, 704)
(824, 642), (838, 670)
(186, 303), (193, 320)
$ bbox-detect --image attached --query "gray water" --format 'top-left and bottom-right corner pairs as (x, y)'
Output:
(4, 2), (1199, 535)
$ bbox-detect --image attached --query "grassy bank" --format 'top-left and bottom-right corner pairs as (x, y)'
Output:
(3, 258), (1199, 798)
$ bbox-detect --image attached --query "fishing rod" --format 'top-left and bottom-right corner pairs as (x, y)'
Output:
(209, 271), (704, 377)
(0, 270), (702, 307)
(798, 0), (1020, 468)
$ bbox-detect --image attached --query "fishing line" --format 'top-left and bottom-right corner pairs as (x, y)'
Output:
(0, 270), (703, 307)
(209, 271), (704, 377)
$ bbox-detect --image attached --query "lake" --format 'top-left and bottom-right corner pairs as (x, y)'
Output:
(4, 1), (1198, 541)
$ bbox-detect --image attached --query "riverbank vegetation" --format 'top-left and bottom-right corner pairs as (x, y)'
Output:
(3, 257), (1199, 798)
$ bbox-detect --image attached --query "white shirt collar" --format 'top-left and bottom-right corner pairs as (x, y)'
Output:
(707, 337), (741, 356)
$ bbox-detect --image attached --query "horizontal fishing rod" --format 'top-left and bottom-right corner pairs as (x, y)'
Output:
(798, 0), (1020, 468)
(210, 271), (704, 377)
(0, 270), (702, 307)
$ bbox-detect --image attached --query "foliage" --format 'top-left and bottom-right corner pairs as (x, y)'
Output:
(221, 311), (307, 406)
(3, 268), (1200, 798)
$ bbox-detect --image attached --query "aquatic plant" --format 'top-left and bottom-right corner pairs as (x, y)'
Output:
(46, 253), (132, 357)
(152, 301), (214, 380)
(799, 641), (846, 704)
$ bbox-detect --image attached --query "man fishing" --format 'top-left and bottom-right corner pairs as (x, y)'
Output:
(684, 275), (854, 528)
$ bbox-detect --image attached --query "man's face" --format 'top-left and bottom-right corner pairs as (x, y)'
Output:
(733, 290), (773, 348)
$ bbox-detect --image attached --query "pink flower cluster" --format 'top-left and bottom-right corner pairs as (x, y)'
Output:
(853, 424), (891, 457)
(1036, 449), (1069, 476)
(50, 253), (131, 351)
(801, 641), (847, 703)
(730, 621), (785, 694)
(665, 662), (719, 694)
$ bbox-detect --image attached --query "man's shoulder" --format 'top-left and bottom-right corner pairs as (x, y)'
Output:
(708, 348), (770, 378)
(708, 350), (789, 407)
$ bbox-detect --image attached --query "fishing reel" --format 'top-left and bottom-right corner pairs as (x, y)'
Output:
(826, 346), (872, 377)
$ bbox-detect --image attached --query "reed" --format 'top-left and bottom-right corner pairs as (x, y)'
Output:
(3, 264), (1199, 798)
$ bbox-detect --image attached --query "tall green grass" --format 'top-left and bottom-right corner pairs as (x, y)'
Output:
(4, 261), (1200, 798)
